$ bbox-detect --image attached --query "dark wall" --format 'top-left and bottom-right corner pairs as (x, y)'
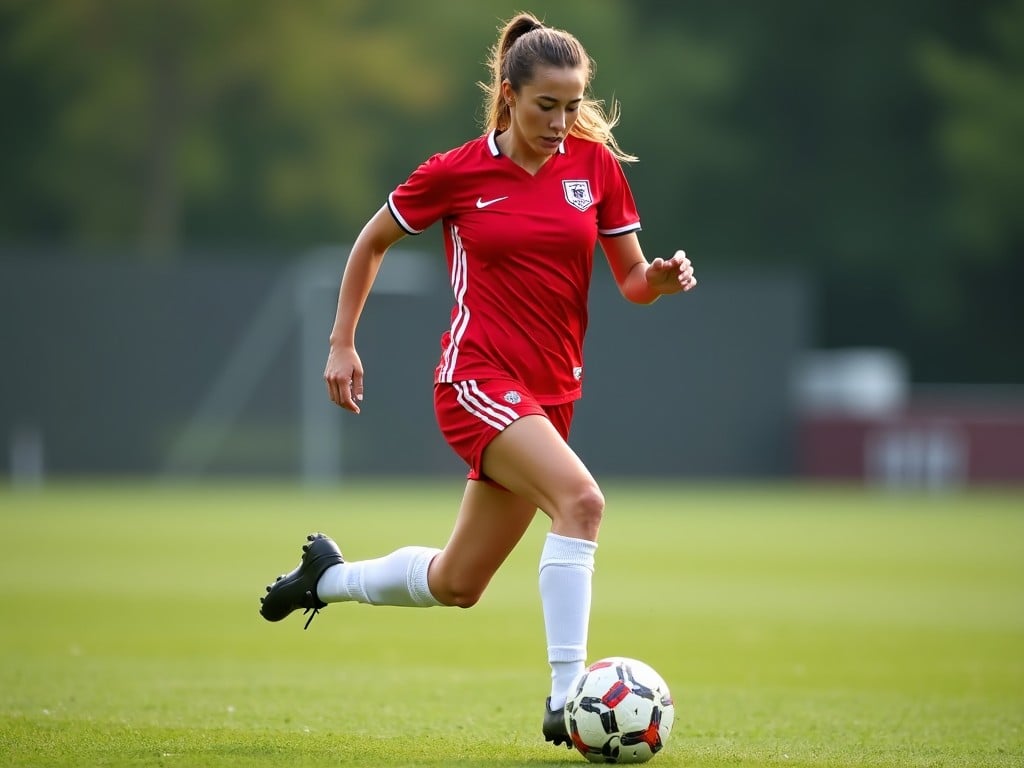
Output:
(0, 254), (811, 480)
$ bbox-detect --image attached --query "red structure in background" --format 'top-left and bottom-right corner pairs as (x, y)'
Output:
(799, 396), (1024, 488)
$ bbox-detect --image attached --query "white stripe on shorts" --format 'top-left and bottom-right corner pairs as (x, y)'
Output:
(454, 380), (520, 431)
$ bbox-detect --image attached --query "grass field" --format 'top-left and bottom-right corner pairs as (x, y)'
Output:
(0, 480), (1021, 767)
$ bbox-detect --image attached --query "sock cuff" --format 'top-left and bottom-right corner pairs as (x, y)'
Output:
(342, 564), (370, 604)
(406, 546), (443, 607)
(539, 532), (597, 573)
(548, 644), (587, 663)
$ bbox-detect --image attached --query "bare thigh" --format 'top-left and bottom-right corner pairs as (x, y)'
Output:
(428, 415), (603, 607)
(428, 479), (537, 607)
(482, 414), (603, 540)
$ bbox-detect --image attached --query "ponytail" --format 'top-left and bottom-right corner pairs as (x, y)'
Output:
(478, 13), (637, 163)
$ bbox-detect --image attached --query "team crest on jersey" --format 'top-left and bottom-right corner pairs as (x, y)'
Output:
(562, 180), (593, 212)
(503, 390), (522, 405)
(573, 366), (583, 381)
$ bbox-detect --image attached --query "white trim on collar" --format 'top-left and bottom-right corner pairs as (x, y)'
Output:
(488, 129), (568, 156)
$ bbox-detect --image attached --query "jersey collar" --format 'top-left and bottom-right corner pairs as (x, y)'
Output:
(487, 129), (567, 157)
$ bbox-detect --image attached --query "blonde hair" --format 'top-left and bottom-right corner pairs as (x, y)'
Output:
(478, 12), (637, 163)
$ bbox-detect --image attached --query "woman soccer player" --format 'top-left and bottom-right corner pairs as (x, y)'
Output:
(259, 11), (697, 747)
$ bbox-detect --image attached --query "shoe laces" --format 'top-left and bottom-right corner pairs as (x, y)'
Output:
(302, 591), (320, 629)
(302, 607), (319, 630)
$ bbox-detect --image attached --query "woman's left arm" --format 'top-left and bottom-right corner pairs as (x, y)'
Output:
(600, 232), (697, 305)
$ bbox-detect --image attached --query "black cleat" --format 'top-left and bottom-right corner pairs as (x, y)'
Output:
(542, 697), (572, 749)
(259, 532), (344, 629)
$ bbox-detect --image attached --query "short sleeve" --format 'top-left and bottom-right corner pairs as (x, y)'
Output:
(596, 147), (642, 237)
(387, 152), (452, 235)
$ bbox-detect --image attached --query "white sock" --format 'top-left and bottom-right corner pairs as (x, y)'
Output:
(539, 532), (597, 710)
(316, 546), (443, 607)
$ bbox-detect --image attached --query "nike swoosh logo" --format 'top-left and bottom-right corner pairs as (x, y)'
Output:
(475, 196), (509, 209)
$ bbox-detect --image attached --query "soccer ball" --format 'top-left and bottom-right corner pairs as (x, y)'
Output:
(564, 657), (675, 764)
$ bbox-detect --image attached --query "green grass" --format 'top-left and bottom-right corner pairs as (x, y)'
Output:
(1, 480), (1022, 767)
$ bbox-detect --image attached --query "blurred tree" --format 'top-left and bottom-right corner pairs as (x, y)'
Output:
(0, 0), (1019, 382)
(0, 0), (451, 260)
(715, 1), (978, 379)
(919, 0), (1024, 255)
(912, 0), (1024, 382)
(617, 0), (1023, 384)
(599, 7), (747, 266)
(0, 0), (639, 260)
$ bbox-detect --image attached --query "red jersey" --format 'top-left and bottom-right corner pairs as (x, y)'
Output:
(387, 131), (641, 404)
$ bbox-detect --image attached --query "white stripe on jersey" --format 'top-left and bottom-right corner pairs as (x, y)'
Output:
(454, 380), (519, 430)
(439, 224), (470, 382)
(598, 222), (642, 237)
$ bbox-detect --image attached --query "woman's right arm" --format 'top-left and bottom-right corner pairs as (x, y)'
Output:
(324, 205), (408, 412)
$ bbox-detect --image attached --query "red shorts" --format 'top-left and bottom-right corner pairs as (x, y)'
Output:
(434, 379), (575, 483)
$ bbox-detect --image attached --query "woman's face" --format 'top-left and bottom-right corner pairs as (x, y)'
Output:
(505, 65), (586, 160)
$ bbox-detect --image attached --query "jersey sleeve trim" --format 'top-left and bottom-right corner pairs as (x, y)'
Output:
(387, 192), (423, 235)
(598, 222), (642, 237)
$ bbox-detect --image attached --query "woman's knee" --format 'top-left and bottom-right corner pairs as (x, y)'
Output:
(431, 578), (485, 609)
(427, 557), (488, 609)
(554, 481), (605, 538)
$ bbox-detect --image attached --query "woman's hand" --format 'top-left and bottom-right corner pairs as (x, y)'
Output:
(646, 250), (697, 295)
(324, 344), (364, 413)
